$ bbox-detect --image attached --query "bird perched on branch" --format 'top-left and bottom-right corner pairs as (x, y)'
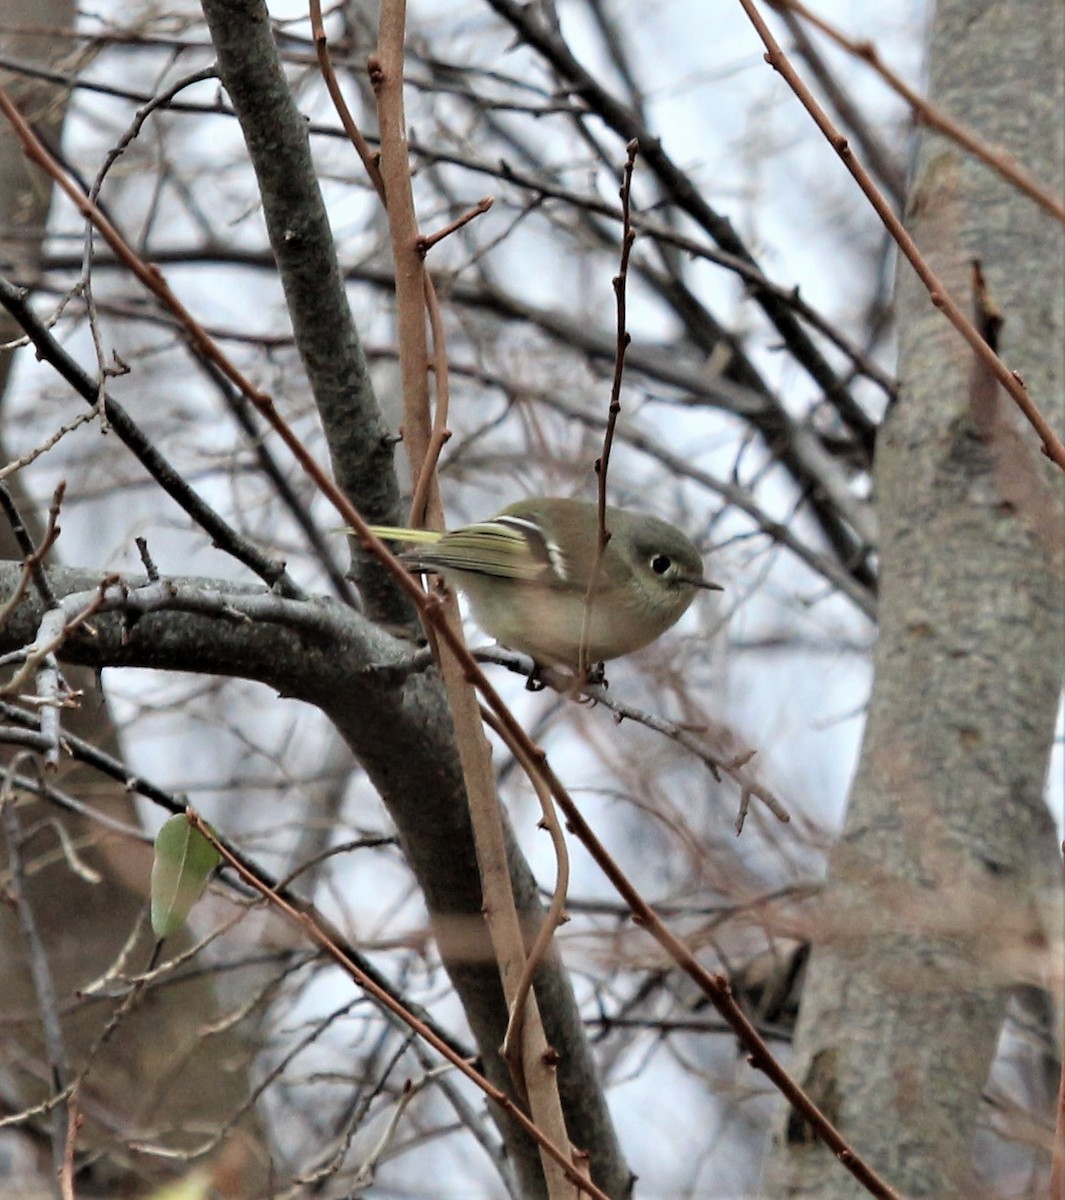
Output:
(361, 497), (720, 670)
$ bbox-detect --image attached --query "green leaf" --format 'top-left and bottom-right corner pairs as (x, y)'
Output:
(150, 814), (222, 938)
(142, 1170), (213, 1200)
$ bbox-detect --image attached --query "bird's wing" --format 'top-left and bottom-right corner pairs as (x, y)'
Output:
(401, 516), (560, 583)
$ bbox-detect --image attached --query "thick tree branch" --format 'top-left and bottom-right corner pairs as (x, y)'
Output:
(198, 0), (411, 627)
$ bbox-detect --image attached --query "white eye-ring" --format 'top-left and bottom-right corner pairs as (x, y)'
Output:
(650, 554), (672, 576)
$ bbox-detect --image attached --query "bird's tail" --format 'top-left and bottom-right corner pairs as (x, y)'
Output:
(364, 525), (443, 544)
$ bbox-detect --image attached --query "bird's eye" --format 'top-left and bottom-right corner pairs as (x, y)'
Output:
(650, 554), (672, 575)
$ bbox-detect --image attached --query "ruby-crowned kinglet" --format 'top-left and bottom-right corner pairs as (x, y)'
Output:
(362, 497), (720, 668)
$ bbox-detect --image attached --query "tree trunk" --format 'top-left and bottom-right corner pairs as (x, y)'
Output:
(763, 1), (1065, 1195)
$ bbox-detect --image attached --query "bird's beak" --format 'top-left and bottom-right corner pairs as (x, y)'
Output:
(688, 575), (724, 591)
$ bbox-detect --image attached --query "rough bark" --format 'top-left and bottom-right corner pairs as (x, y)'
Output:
(763, 2), (1065, 1196)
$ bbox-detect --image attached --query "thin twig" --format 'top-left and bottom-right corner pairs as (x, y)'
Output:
(59, 1090), (79, 1200)
(0, 407), (101, 483)
(406, 276), (452, 529)
(482, 707), (572, 1083)
(290, 1031), (417, 1192)
(580, 139), (639, 676)
(474, 647), (790, 827)
(89, 65), (219, 205)
(581, 682), (790, 830)
(76, 65), (220, 393)
(308, 0), (387, 201)
(417, 196), (494, 254)
(598, 139), (638, 517)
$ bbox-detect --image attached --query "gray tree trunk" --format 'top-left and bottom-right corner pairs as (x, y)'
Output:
(763, 1), (1065, 1195)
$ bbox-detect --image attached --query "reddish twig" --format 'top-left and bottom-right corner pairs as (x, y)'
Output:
(579, 139), (639, 676)
(598, 138), (638, 538)
(60, 1091), (79, 1200)
(308, 0), (387, 201)
(372, 8), (579, 1194)
(735, 0), (1065, 472)
(418, 196), (495, 254)
(481, 706), (572, 1084)
(407, 275), (452, 529)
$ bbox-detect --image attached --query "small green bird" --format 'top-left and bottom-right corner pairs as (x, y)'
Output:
(364, 497), (720, 669)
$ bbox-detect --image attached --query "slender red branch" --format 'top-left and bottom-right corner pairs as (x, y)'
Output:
(597, 138), (638, 530)
(480, 706), (572, 1079)
(59, 1092), (79, 1200)
(418, 196), (494, 254)
(371, 7), (578, 1193)
(407, 275), (452, 528)
(579, 139), (639, 675)
(308, 0), (387, 201)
